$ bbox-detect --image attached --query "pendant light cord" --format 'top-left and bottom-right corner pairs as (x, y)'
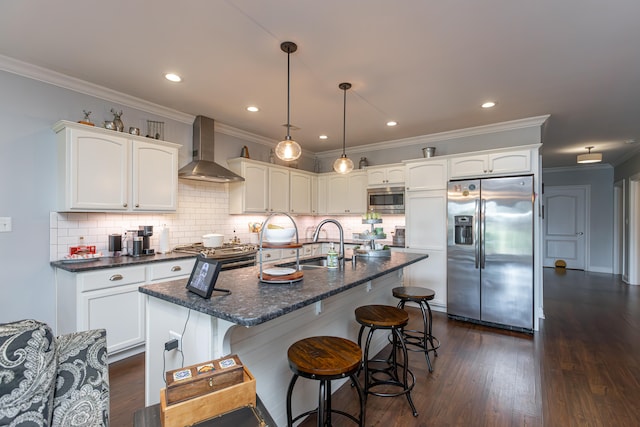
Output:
(342, 86), (347, 155)
(286, 48), (291, 139)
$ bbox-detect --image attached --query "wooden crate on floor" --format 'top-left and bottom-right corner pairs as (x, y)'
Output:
(160, 366), (256, 427)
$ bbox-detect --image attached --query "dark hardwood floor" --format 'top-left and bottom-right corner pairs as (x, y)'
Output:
(109, 268), (640, 426)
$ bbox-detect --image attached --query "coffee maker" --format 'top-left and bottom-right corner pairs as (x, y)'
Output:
(138, 226), (154, 255)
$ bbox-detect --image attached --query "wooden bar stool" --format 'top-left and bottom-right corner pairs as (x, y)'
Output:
(286, 336), (365, 427)
(392, 286), (441, 372)
(355, 305), (418, 417)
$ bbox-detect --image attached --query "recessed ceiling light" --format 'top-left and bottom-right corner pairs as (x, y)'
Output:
(386, 121), (398, 127)
(481, 101), (496, 108)
(246, 106), (259, 112)
(164, 73), (182, 82)
(319, 135), (328, 140)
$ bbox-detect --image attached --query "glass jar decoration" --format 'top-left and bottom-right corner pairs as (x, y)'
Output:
(110, 109), (124, 132)
(359, 157), (368, 169)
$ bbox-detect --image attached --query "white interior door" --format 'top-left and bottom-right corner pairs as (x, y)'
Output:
(543, 186), (587, 270)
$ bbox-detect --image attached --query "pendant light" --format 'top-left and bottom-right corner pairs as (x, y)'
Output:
(275, 41), (302, 162)
(577, 146), (602, 164)
(333, 82), (354, 174)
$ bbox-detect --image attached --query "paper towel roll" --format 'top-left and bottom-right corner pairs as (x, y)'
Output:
(159, 225), (170, 254)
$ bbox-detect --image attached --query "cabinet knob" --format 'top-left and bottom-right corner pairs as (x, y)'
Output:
(170, 266), (182, 272)
(109, 274), (123, 281)
(265, 253), (271, 258)
(123, 203), (128, 208)
(135, 203), (140, 208)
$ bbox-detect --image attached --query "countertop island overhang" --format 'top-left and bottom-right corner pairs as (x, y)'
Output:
(140, 251), (429, 427)
(139, 252), (428, 327)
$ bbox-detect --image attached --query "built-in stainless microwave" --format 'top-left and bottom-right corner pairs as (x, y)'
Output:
(367, 187), (405, 214)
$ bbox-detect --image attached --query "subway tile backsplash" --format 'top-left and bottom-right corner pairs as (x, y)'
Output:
(50, 181), (405, 260)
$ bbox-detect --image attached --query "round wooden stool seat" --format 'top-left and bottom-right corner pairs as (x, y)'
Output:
(286, 336), (365, 426)
(355, 304), (409, 328)
(392, 286), (440, 373)
(355, 304), (418, 417)
(287, 336), (362, 379)
(392, 286), (435, 301)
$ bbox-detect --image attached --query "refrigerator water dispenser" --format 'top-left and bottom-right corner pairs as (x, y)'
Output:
(454, 215), (473, 245)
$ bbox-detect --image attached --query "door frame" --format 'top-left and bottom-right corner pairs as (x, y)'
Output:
(542, 185), (590, 270)
(613, 180), (625, 277)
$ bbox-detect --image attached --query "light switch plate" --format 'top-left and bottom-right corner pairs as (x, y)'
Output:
(0, 217), (12, 232)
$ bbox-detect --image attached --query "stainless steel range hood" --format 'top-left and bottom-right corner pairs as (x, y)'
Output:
(178, 115), (245, 183)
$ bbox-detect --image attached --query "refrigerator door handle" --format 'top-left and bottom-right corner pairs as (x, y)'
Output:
(481, 199), (486, 269)
(474, 199), (480, 269)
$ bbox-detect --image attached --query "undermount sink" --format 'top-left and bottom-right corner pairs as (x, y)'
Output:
(276, 256), (351, 270)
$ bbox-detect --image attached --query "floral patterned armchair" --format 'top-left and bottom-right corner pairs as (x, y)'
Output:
(0, 319), (109, 426)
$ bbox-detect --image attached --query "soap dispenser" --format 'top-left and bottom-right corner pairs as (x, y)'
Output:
(327, 243), (338, 269)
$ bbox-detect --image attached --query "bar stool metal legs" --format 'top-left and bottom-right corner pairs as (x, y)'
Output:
(392, 286), (441, 373)
(286, 336), (365, 427)
(355, 305), (418, 417)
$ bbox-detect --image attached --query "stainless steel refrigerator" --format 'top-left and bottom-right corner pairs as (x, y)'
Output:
(447, 176), (534, 331)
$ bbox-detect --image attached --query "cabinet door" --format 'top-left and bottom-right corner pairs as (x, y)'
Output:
(403, 249), (447, 307)
(79, 283), (145, 354)
(269, 167), (290, 212)
(405, 160), (448, 191)
(405, 190), (446, 250)
(489, 150), (531, 175)
(68, 128), (129, 210)
(367, 168), (387, 186)
(449, 155), (488, 178)
(346, 172), (368, 214)
(386, 166), (405, 185)
(132, 140), (178, 211)
(290, 171), (312, 214)
(327, 175), (349, 214)
(239, 162), (269, 213)
(316, 175), (327, 215)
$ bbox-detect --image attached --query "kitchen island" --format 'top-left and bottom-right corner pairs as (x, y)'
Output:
(139, 251), (428, 427)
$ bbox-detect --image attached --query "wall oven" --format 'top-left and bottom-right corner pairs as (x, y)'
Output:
(367, 187), (405, 214)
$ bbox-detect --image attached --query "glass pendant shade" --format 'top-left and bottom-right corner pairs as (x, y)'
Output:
(333, 82), (353, 174)
(275, 136), (302, 161)
(333, 154), (354, 174)
(276, 41), (301, 162)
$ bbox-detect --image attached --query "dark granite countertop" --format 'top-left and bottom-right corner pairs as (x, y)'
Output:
(49, 252), (197, 272)
(50, 240), (404, 273)
(138, 252), (428, 327)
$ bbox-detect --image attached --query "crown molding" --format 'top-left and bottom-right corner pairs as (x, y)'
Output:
(543, 163), (612, 174)
(315, 115), (550, 159)
(0, 54), (195, 124)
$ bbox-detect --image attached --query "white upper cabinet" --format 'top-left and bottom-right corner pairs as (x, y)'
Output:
(404, 159), (448, 191)
(326, 171), (367, 214)
(229, 159), (293, 214)
(367, 164), (405, 187)
(290, 170), (313, 214)
(449, 149), (532, 179)
(268, 167), (290, 213)
(54, 121), (179, 212)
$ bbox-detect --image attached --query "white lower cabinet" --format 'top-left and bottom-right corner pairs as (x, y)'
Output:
(402, 249), (447, 308)
(404, 189), (447, 309)
(55, 258), (194, 361)
(80, 283), (145, 354)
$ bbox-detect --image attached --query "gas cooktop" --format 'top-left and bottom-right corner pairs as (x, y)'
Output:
(173, 242), (258, 259)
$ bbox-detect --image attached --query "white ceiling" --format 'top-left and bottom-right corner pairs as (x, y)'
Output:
(2, 0), (640, 168)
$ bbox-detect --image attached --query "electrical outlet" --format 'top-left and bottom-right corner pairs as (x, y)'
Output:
(0, 217), (11, 232)
(169, 331), (182, 350)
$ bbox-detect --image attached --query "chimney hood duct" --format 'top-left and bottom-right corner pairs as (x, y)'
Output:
(178, 115), (245, 183)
